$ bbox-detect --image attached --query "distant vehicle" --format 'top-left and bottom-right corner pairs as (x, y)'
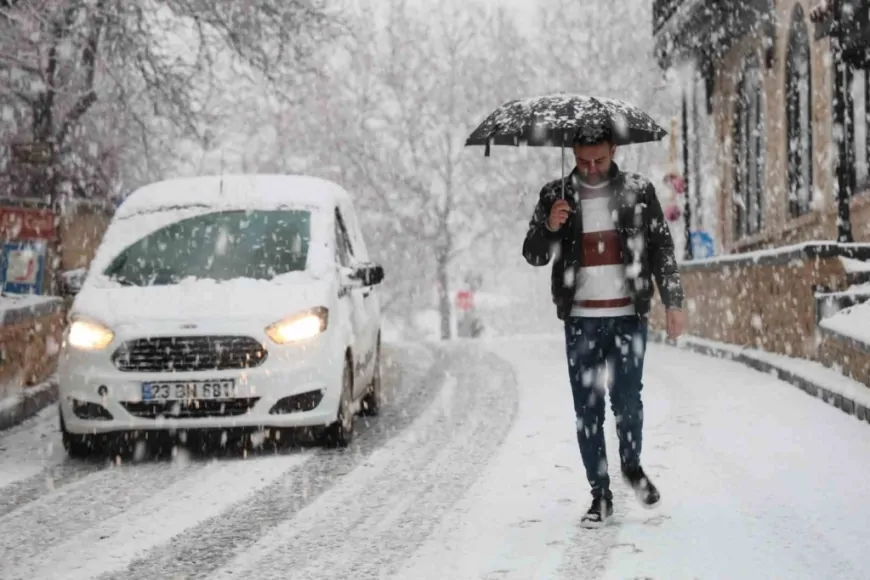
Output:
(57, 174), (385, 456)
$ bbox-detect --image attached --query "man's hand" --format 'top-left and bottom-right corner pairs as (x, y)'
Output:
(666, 308), (685, 340)
(547, 199), (571, 231)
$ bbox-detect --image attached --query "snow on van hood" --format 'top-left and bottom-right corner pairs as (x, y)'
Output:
(71, 274), (333, 329)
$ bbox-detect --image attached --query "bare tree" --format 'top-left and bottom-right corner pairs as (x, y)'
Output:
(533, 0), (671, 173)
(296, 0), (535, 339)
(0, 0), (342, 203)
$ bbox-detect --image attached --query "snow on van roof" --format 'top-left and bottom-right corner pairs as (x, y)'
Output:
(116, 174), (349, 217)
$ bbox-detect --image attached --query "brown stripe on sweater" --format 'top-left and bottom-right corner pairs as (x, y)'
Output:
(581, 230), (623, 267)
(573, 297), (632, 308)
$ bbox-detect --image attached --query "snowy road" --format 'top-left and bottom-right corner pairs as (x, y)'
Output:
(1, 335), (869, 579)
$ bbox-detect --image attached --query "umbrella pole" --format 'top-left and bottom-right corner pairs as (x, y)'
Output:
(561, 142), (565, 199)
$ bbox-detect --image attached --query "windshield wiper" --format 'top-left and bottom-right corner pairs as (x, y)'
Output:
(110, 276), (136, 287)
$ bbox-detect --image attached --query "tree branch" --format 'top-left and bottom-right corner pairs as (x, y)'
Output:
(55, 0), (106, 146)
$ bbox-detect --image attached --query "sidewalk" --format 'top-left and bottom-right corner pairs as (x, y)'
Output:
(0, 375), (58, 432)
(649, 332), (870, 427)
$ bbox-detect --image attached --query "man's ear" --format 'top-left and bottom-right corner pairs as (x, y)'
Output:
(611, 145), (617, 157)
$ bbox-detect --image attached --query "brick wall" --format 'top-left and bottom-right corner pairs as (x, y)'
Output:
(59, 205), (111, 270)
(817, 329), (870, 386)
(0, 299), (65, 397)
(649, 245), (859, 359)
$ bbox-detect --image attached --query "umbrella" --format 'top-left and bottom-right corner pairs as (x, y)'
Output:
(465, 93), (667, 156)
(465, 93), (667, 198)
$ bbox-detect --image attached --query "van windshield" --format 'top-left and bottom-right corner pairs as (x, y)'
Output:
(103, 209), (311, 287)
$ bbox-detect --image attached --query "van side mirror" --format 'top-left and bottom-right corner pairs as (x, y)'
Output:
(340, 263), (384, 288)
(61, 268), (87, 297)
(360, 263), (384, 286)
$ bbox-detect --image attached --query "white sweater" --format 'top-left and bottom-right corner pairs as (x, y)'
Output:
(568, 178), (635, 318)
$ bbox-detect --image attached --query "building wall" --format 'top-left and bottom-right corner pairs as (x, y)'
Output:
(707, 0), (840, 253)
(817, 329), (870, 386)
(0, 302), (65, 394)
(649, 249), (850, 358)
(58, 205), (111, 271)
(704, 0), (870, 248)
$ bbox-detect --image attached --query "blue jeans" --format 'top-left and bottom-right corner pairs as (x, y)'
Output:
(564, 315), (648, 500)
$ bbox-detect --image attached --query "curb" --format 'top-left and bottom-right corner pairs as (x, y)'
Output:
(0, 377), (58, 432)
(648, 332), (870, 427)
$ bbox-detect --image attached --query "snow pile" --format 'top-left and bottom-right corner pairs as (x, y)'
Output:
(0, 295), (62, 324)
(839, 256), (870, 274)
(820, 301), (870, 347)
(0, 294), (57, 313)
(115, 174), (347, 218)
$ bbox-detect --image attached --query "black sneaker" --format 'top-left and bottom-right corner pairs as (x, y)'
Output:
(580, 497), (613, 528)
(622, 465), (660, 508)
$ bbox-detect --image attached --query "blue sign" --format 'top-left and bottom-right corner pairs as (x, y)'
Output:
(690, 231), (716, 259)
(1, 240), (46, 295)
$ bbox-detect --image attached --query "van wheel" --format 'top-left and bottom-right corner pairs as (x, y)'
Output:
(60, 412), (100, 459)
(321, 360), (354, 448)
(361, 342), (382, 417)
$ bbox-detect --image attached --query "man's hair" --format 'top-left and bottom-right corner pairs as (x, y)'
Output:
(572, 123), (613, 147)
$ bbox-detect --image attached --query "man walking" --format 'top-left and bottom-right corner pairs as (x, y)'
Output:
(522, 124), (685, 528)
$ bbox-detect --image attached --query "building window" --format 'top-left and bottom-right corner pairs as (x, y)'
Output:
(786, 5), (814, 217)
(733, 56), (765, 238)
(689, 66), (716, 234)
(848, 68), (870, 193)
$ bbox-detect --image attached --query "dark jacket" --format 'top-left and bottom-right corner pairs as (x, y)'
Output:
(522, 162), (683, 320)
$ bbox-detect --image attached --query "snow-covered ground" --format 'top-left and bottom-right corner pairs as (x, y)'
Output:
(1, 334), (869, 579)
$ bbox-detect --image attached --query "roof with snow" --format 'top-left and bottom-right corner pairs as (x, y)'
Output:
(115, 174), (351, 218)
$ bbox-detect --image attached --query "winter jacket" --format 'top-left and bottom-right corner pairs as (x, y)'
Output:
(522, 162), (684, 320)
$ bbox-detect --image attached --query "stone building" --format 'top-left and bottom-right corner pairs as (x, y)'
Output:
(649, 0), (870, 387)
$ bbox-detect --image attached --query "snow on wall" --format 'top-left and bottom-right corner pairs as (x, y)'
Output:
(820, 302), (870, 347)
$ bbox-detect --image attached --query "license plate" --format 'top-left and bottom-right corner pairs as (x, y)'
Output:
(141, 380), (236, 401)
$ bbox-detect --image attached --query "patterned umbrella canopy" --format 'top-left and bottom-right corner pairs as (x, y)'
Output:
(465, 93), (667, 156)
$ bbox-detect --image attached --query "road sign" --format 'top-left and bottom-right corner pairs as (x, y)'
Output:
(690, 231), (716, 259)
(456, 290), (474, 311)
(0, 206), (56, 239)
(1, 240), (47, 294)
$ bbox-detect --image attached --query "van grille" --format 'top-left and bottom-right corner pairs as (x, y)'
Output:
(112, 336), (267, 373)
(120, 398), (260, 419)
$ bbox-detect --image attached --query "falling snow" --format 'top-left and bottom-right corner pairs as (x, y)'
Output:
(1, 0), (870, 578)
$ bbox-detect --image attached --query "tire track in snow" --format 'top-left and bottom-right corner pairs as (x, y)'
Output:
(0, 404), (99, 516)
(0, 459), (215, 577)
(2, 453), (312, 580)
(209, 344), (519, 580)
(0, 460), (106, 519)
(94, 342), (442, 580)
(0, 340), (433, 580)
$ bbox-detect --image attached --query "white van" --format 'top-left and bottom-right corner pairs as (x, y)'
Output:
(57, 174), (384, 455)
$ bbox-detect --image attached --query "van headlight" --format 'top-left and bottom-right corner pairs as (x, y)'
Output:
(266, 307), (328, 344)
(68, 319), (115, 350)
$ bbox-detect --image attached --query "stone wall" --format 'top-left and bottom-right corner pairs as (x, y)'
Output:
(817, 328), (870, 387)
(649, 243), (870, 360)
(59, 204), (111, 270)
(0, 298), (65, 397)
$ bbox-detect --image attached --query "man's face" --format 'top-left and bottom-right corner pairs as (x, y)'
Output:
(573, 142), (616, 184)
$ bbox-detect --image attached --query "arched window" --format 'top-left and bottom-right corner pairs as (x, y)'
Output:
(733, 56), (765, 238)
(786, 5), (813, 217)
